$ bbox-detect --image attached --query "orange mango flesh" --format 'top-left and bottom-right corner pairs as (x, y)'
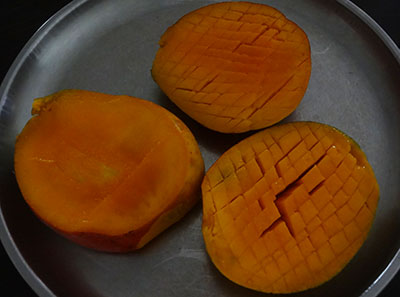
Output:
(14, 90), (204, 251)
(152, 2), (311, 133)
(202, 122), (379, 293)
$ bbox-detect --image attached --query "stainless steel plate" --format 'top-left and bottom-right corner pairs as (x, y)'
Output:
(0, 0), (399, 296)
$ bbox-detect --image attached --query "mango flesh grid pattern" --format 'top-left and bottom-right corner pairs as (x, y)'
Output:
(153, 2), (311, 132)
(202, 122), (379, 293)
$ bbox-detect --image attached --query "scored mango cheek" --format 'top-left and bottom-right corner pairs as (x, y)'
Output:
(152, 1), (311, 133)
(202, 122), (379, 293)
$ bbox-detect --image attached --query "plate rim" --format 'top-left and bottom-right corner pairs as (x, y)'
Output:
(0, 0), (399, 296)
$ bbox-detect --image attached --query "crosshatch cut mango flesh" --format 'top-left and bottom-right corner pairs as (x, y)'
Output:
(202, 122), (379, 293)
(152, 2), (311, 133)
(14, 90), (204, 252)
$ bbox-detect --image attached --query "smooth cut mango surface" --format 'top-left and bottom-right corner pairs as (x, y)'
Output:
(14, 90), (204, 252)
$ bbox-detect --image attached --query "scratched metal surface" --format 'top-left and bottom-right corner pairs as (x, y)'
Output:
(0, 0), (399, 296)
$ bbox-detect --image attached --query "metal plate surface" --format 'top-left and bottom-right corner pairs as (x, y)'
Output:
(0, 0), (399, 296)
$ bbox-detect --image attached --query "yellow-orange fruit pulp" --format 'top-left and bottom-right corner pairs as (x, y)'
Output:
(14, 90), (204, 252)
(202, 122), (379, 293)
(152, 2), (311, 133)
